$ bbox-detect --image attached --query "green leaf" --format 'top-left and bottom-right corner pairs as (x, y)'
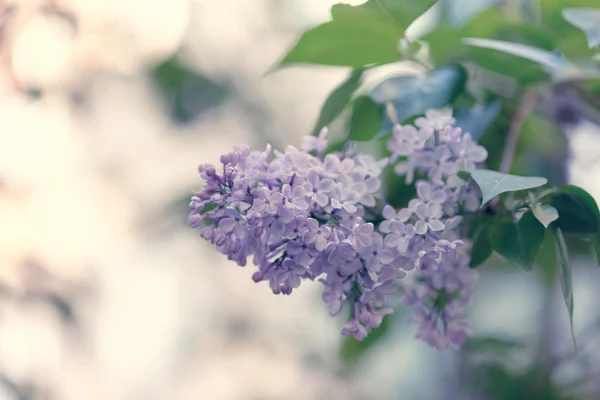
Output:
(152, 57), (229, 124)
(462, 37), (569, 70)
(470, 169), (548, 207)
(548, 185), (600, 234)
(349, 96), (383, 141)
(340, 312), (391, 363)
(311, 70), (363, 135)
(279, 5), (403, 68)
(470, 223), (493, 267)
(560, 185), (600, 217)
(562, 8), (600, 48)
(488, 211), (545, 271)
(554, 227), (576, 347)
(332, 0), (437, 30)
(371, 65), (467, 136)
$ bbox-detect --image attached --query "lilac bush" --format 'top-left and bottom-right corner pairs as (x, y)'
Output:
(188, 110), (491, 350)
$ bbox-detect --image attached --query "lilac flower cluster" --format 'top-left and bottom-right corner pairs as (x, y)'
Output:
(380, 109), (488, 349)
(188, 128), (407, 340)
(188, 109), (488, 350)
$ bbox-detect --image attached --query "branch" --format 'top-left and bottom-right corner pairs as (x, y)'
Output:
(499, 89), (538, 174)
(488, 90), (538, 211)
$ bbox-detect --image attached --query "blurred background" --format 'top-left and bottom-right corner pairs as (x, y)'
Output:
(1, 0), (600, 399)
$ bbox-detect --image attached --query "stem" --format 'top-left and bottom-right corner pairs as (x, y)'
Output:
(500, 90), (538, 174)
(490, 90), (538, 210)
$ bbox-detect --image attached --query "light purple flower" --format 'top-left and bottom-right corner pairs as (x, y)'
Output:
(416, 180), (448, 204)
(451, 133), (488, 171)
(302, 127), (328, 154)
(282, 184), (309, 210)
(387, 124), (427, 161)
(330, 184), (361, 213)
(251, 187), (283, 215)
(414, 202), (445, 234)
(383, 220), (416, 253)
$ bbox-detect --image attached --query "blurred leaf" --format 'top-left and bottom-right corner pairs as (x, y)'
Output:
(554, 227), (576, 347)
(499, 23), (557, 51)
(470, 223), (493, 267)
(152, 58), (229, 125)
(442, 0), (500, 27)
(548, 185), (600, 235)
(560, 185), (600, 218)
(454, 99), (501, 140)
(470, 169), (548, 207)
(332, 0), (437, 30)
(462, 37), (568, 69)
(349, 96), (383, 141)
(371, 65), (467, 136)
(592, 236), (600, 267)
(340, 313), (391, 363)
(312, 70), (363, 135)
(488, 211), (545, 271)
(562, 8), (600, 48)
(280, 2), (406, 68)
(383, 164), (418, 207)
(423, 7), (505, 65)
(531, 203), (559, 228)
(463, 336), (526, 353)
(541, 0), (599, 59)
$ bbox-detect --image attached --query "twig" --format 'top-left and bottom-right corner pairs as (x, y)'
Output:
(500, 89), (538, 174)
(490, 90), (538, 210)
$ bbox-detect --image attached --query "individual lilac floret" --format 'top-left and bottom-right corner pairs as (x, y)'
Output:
(189, 129), (408, 340)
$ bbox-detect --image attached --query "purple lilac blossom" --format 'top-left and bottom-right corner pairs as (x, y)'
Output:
(189, 108), (488, 350)
(188, 129), (407, 340)
(380, 110), (488, 350)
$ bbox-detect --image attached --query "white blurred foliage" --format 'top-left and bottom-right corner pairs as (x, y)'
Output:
(0, 1), (365, 400)
(11, 14), (75, 89)
(7, 0), (190, 91)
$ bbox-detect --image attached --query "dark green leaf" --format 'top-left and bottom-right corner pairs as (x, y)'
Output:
(548, 185), (600, 234)
(562, 8), (600, 48)
(554, 227), (576, 347)
(488, 211), (545, 271)
(349, 96), (383, 141)
(279, 9), (402, 67)
(312, 70), (363, 135)
(340, 313), (391, 363)
(371, 66), (467, 137)
(470, 223), (493, 267)
(383, 163), (418, 207)
(457, 171), (471, 181)
(559, 185), (600, 217)
(152, 57), (229, 124)
(470, 169), (548, 207)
